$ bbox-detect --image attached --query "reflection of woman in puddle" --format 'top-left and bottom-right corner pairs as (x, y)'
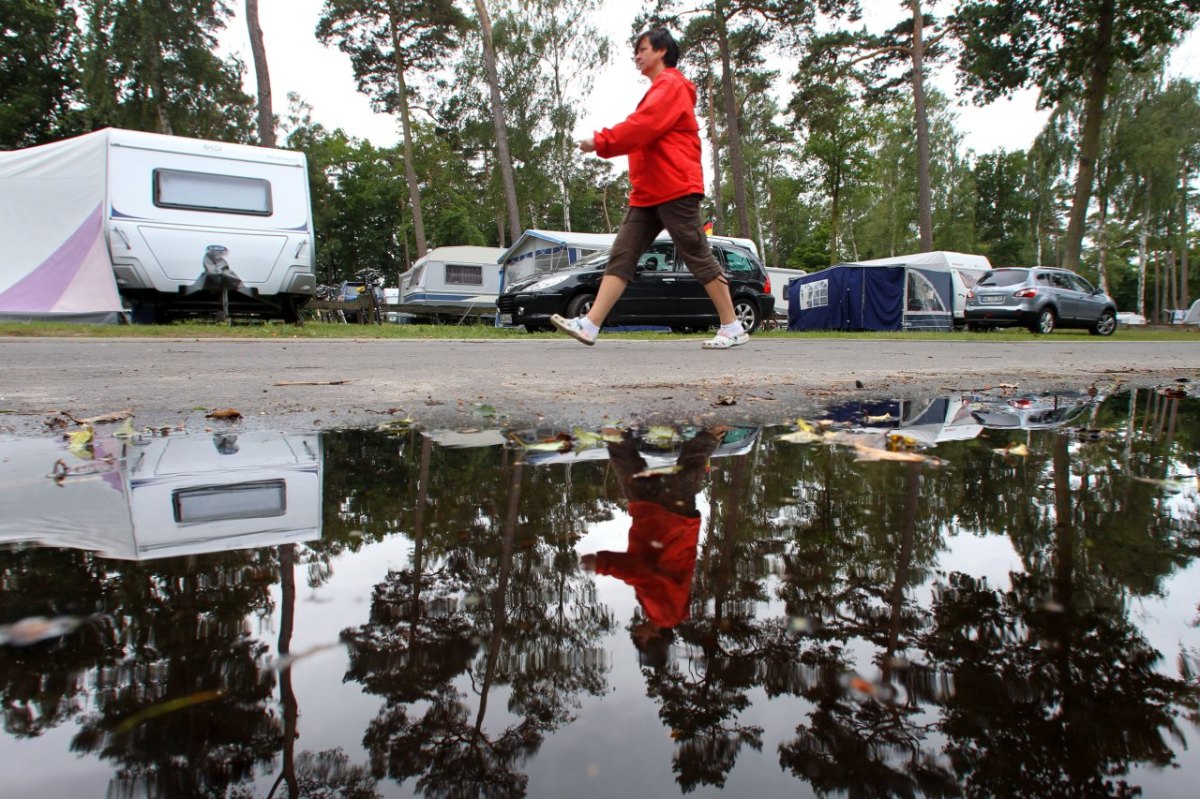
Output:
(579, 428), (723, 668)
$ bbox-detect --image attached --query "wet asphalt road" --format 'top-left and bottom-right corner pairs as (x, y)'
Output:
(1, 336), (1197, 434)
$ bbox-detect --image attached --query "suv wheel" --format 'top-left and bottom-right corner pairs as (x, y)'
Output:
(1090, 310), (1116, 336)
(733, 297), (761, 333)
(1029, 307), (1056, 335)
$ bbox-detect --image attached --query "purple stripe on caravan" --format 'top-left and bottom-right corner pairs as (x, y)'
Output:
(0, 204), (103, 311)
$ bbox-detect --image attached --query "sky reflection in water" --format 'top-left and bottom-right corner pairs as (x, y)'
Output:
(0, 387), (1198, 798)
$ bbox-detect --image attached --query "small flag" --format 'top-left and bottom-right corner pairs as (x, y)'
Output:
(703, 217), (714, 236)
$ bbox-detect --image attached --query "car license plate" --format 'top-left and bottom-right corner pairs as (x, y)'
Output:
(979, 295), (1004, 305)
(499, 314), (513, 325)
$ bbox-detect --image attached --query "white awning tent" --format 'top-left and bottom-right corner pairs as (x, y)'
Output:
(498, 230), (618, 288)
(0, 130), (127, 323)
(1181, 299), (1200, 325)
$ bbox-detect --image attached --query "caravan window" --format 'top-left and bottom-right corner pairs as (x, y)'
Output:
(445, 264), (483, 285)
(154, 169), (273, 216)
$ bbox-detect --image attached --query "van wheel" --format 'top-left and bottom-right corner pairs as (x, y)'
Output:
(733, 297), (761, 333)
(565, 293), (595, 319)
(1029, 308), (1056, 334)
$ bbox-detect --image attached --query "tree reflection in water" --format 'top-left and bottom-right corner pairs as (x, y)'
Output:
(0, 389), (1197, 796)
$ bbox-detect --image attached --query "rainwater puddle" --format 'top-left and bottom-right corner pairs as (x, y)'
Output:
(0, 388), (1198, 798)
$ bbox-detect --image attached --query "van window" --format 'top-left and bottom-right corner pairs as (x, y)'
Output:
(445, 264), (483, 285)
(154, 169), (273, 215)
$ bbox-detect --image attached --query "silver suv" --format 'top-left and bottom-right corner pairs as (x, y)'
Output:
(964, 267), (1117, 335)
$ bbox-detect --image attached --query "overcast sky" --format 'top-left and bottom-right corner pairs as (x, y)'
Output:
(219, 0), (1200, 159)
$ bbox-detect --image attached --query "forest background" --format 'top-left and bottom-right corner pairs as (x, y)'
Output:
(6, 0), (1200, 321)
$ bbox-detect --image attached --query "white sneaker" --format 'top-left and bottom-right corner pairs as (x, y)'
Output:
(701, 331), (750, 349)
(551, 314), (596, 345)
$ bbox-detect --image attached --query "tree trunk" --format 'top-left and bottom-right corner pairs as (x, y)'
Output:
(714, 0), (752, 238)
(706, 74), (725, 236)
(1095, 193), (1110, 294)
(911, 1), (933, 251)
(1182, 158), (1192, 306)
(245, 0), (274, 147)
(1137, 179), (1149, 317)
(1062, 0), (1116, 271)
(387, 10), (427, 259)
(474, 0), (522, 243)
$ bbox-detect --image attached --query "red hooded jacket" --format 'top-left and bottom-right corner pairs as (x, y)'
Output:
(593, 67), (705, 207)
(592, 501), (701, 629)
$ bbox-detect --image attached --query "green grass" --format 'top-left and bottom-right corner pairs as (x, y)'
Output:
(0, 319), (1195, 342)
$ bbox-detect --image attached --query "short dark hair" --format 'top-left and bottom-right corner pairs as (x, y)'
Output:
(635, 28), (680, 68)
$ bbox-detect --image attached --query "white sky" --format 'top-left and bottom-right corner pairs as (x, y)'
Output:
(220, 0), (1200, 158)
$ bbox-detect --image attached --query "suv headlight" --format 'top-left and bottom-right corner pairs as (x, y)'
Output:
(526, 274), (573, 292)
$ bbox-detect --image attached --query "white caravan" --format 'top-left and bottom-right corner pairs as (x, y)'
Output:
(0, 128), (317, 322)
(397, 245), (507, 321)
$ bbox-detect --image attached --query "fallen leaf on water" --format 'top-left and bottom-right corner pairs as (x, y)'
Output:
(573, 427), (623, 448)
(79, 408), (133, 425)
(633, 464), (682, 478)
(113, 417), (139, 440)
(777, 428), (824, 444)
(841, 672), (898, 703)
(205, 408), (242, 420)
(115, 689), (226, 735)
(886, 433), (920, 451)
(66, 427), (94, 447)
(510, 433), (572, 453)
(863, 413), (896, 424)
(0, 614), (88, 647)
(265, 642), (343, 672)
(644, 425), (678, 446)
(853, 442), (944, 465)
(1130, 475), (1198, 492)
(993, 443), (1030, 457)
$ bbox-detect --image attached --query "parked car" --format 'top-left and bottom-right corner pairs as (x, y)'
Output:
(964, 266), (1117, 335)
(497, 239), (775, 333)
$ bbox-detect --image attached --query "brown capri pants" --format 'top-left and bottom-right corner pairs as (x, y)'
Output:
(604, 193), (724, 285)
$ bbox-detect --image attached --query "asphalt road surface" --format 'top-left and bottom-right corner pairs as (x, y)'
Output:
(1, 336), (1197, 434)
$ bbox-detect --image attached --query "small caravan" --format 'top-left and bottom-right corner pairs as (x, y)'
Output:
(397, 245), (507, 321)
(0, 128), (317, 322)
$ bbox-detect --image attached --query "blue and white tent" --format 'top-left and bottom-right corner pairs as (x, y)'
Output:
(787, 262), (954, 332)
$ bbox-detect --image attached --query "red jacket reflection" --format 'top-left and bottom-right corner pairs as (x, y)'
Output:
(592, 500), (700, 629)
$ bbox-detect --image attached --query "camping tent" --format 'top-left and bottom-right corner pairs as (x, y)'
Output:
(787, 262), (954, 332)
(1181, 298), (1200, 325)
(0, 132), (126, 323)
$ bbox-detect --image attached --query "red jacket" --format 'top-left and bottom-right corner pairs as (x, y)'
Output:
(593, 501), (701, 628)
(593, 68), (705, 207)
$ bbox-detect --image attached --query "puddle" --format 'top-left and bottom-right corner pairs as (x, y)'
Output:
(0, 388), (1198, 797)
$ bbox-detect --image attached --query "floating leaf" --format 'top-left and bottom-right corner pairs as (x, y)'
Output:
(0, 614), (87, 647)
(79, 408), (133, 425)
(115, 689), (226, 735)
(510, 433), (572, 452)
(633, 464), (682, 478)
(66, 427), (94, 447)
(852, 442), (944, 466)
(573, 427), (623, 448)
(644, 425), (678, 446)
(886, 433), (920, 451)
(777, 428), (824, 444)
(113, 417), (139, 440)
(863, 413), (896, 424)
